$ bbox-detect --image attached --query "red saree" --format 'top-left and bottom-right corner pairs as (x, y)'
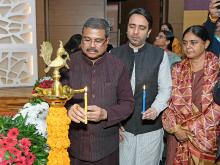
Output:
(162, 52), (220, 164)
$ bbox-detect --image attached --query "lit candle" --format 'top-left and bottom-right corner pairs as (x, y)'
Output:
(84, 86), (88, 124)
(142, 85), (146, 113)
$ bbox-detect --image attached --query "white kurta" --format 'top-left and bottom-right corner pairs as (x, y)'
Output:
(120, 50), (171, 165)
(120, 129), (164, 165)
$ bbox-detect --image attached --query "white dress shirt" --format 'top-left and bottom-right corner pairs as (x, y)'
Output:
(130, 51), (172, 115)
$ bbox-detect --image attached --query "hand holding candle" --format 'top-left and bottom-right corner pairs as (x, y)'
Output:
(142, 107), (158, 120)
(142, 85), (147, 114)
(84, 86), (88, 124)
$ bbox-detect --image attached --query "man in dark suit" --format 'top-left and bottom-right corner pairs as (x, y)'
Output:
(65, 17), (134, 165)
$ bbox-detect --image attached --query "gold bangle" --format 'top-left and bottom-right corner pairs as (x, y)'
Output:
(209, 14), (218, 23)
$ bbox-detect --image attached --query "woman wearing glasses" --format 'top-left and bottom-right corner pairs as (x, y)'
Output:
(154, 30), (181, 68)
(162, 25), (220, 164)
(161, 23), (182, 56)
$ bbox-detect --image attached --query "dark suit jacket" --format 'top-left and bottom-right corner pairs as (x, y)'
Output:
(214, 77), (220, 160)
(204, 17), (220, 57)
(111, 43), (164, 135)
(213, 77), (220, 106)
(64, 51), (134, 162)
(217, 139), (220, 161)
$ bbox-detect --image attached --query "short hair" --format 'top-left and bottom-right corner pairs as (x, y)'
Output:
(82, 17), (111, 38)
(64, 34), (82, 54)
(160, 30), (174, 51)
(128, 8), (153, 29)
(161, 22), (174, 33)
(182, 25), (210, 42)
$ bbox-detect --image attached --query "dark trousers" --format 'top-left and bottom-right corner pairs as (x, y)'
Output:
(70, 148), (119, 165)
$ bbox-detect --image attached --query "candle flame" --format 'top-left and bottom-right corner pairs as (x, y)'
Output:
(84, 86), (88, 92)
(143, 85), (146, 90)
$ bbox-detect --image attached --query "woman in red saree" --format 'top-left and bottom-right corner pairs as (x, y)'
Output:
(162, 25), (220, 165)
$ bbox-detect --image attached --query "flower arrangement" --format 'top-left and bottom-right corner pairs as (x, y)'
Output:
(0, 115), (48, 165)
(32, 76), (54, 94)
(14, 75), (71, 165)
(21, 76), (52, 138)
(0, 127), (35, 164)
(0, 76), (53, 164)
(15, 101), (49, 138)
(31, 76), (71, 164)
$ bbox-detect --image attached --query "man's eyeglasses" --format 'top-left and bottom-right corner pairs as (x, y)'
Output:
(82, 37), (107, 47)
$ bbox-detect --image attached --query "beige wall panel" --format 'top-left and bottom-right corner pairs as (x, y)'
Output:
(36, 0), (46, 77)
(183, 10), (208, 31)
(48, 0), (105, 51)
(49, 0), (104, 6)
(36, 24), (46, 45)
(36, 0), (45, 25)
(36, 24), (46, 77)
(49, 26), (82, 46)
(36, 0), (45, 44)
(49, 5), (105, 26)
(48, 0), (105, 26)
(168, 0), (184, 40)
(173, 24), (183, 40)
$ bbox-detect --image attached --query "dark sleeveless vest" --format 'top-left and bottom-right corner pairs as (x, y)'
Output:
(111, 43), (164, 135)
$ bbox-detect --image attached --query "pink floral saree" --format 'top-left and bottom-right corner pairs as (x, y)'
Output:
(163, 52), (220, 164)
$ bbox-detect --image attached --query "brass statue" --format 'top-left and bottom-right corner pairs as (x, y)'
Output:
(40, 41), (70, 73)
(35, 41), (87, 108)
(35, 41), (88, 165)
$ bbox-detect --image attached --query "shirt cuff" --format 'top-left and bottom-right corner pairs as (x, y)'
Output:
(151, 104), (167, 116)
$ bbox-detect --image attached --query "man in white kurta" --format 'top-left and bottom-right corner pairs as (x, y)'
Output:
(111, 8), (172, 165)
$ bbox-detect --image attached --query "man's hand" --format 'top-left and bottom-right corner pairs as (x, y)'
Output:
(87, 105), (107, 122)
(68, 104), (86, 123)
(142, 107), (158, 120)
(209, 0), (220, 18)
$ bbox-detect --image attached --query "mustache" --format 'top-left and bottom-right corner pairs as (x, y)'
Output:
(86, 47), (98, 52)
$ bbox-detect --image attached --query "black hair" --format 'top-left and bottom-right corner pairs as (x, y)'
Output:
(82, 17), (111, 38)
(64, 34), (82, 54)
(128, 8), (153, 29)
(161, 22), (174, 33)
(182, 25), (210, 41)
(160, 30), (174, 51)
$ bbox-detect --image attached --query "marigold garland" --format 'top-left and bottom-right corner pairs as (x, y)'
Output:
(46, 106), (71, 165)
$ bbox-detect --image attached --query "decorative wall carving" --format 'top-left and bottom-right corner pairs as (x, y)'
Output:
(0, 0), (37, 87)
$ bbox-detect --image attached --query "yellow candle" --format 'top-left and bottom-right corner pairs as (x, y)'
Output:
(84, 86), (88, 124)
